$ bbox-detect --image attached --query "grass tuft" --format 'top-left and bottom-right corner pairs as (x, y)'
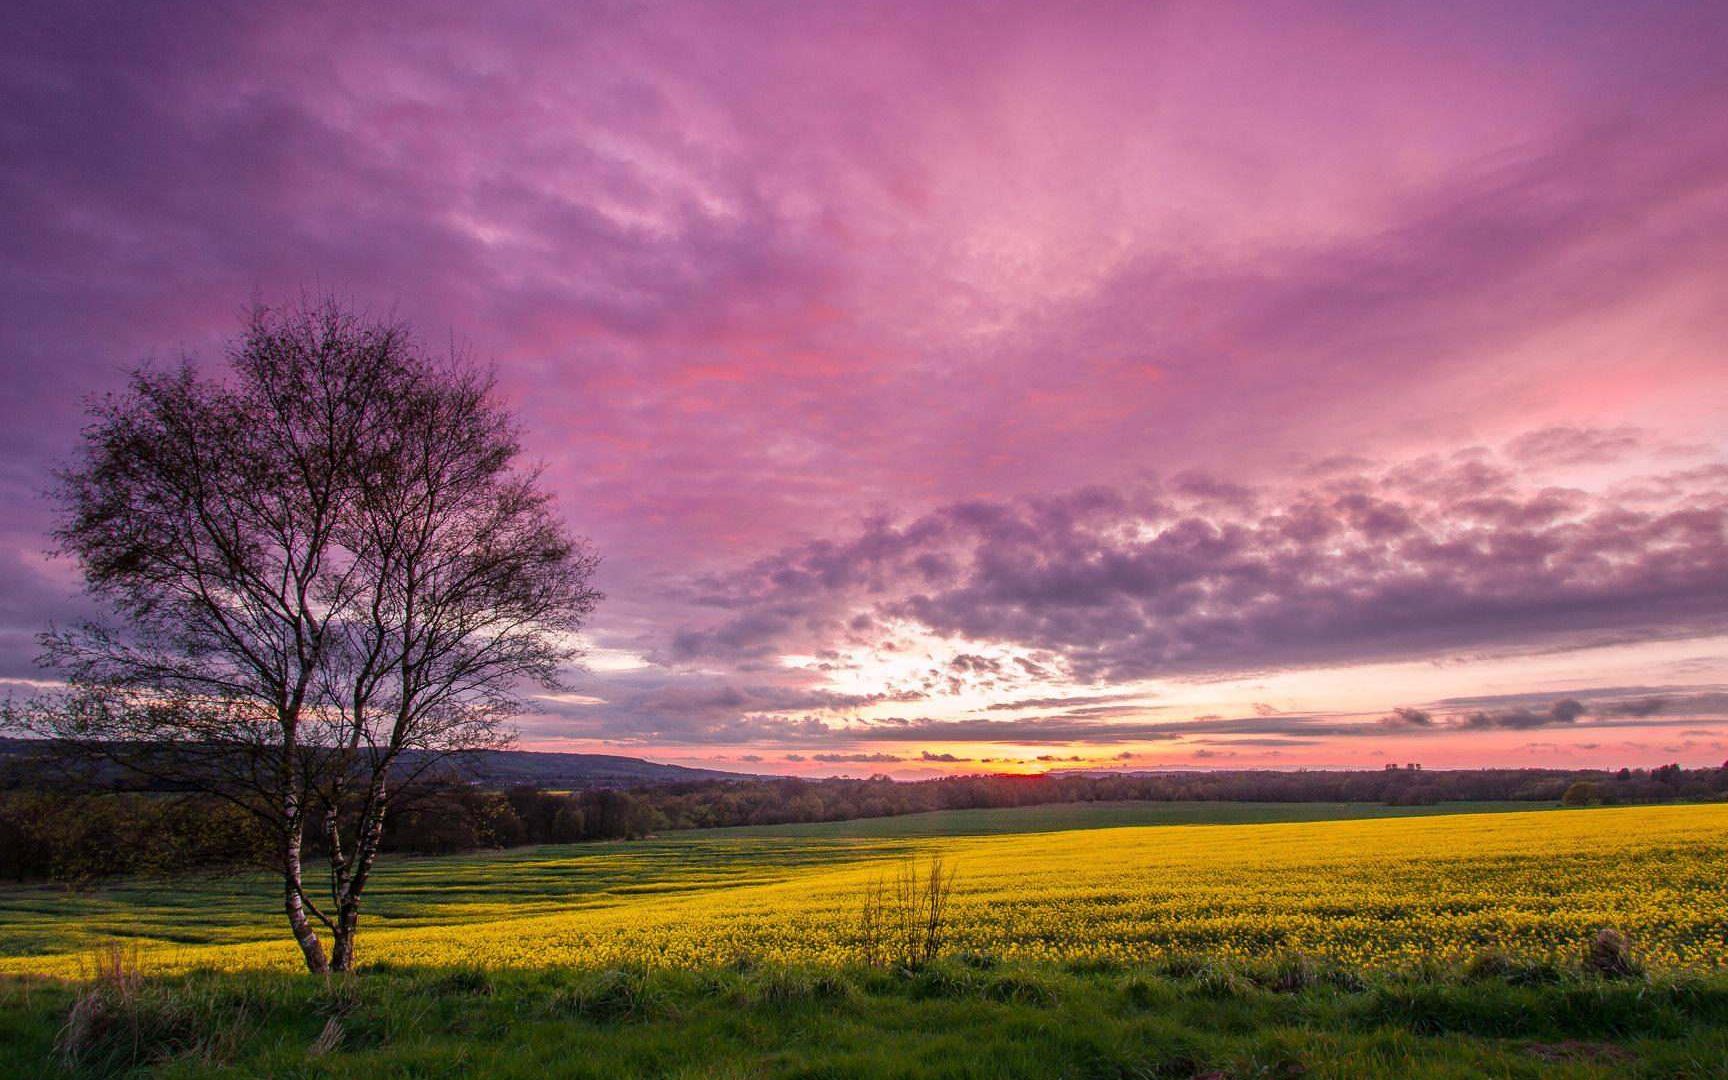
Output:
(983, 974), (1058, 1007)
(550, 967), (669, 1023)
(53, 947), (244, 1077)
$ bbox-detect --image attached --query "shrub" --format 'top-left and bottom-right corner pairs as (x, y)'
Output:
(1583, 928), (1643, 979)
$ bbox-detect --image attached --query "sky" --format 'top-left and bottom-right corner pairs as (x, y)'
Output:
(2, 0), (1726, 777)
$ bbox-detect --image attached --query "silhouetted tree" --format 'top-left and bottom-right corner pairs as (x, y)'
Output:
(21, 298), (600, 972)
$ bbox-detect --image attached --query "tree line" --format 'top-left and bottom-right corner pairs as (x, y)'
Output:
(6, 763), (1724, 883)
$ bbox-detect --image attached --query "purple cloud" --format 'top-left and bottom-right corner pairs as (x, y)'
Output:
(671, 451), (1728, 682)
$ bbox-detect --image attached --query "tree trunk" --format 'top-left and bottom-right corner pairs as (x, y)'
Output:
(329, 923), (357, 972)
(283, 828), (329, 974)
(328, 785), (389, 972)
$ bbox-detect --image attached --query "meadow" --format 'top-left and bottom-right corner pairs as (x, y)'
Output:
(3, 801), (1726, 976)
(5, 800), (1728, 1077)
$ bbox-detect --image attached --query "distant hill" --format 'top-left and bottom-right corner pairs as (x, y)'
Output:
(0, 737), (761, 791)
(431, 748), (760, 789)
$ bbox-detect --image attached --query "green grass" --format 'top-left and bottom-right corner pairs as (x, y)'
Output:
(0, 800), (1545, 961)
(8, 958), (1728, 1078)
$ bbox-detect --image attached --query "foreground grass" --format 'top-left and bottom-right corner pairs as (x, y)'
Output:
(8, 957), (1728, 1078)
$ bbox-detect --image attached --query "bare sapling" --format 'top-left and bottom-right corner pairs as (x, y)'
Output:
(857, 853), (956, 970)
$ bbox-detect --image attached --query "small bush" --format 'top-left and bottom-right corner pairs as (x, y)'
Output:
(1583, 929), (1643, 980)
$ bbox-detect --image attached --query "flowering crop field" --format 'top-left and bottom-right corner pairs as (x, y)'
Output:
(3, 803), (1726, 978)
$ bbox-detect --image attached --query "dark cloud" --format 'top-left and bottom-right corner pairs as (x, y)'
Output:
(919, 751), (971, 763)
(1381, 707), (1437, 728)
(672, 455), (1728, 683)
(1607, 697), (1670, 718)
(1372, 686), (1728, 736)
(1462, 698), (1586, 730)
(1434, 686), (1728, 723)
(948, 654), (1002, 675)
(812, 752), (902, 764)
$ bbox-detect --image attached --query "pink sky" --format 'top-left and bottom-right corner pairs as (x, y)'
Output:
(2, 0), (1726, 776)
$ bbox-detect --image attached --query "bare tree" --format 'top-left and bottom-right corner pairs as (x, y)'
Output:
(22, 298), (601, 972)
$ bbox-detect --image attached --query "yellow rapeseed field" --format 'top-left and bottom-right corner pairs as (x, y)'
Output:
(6, 804), (1727, 977)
